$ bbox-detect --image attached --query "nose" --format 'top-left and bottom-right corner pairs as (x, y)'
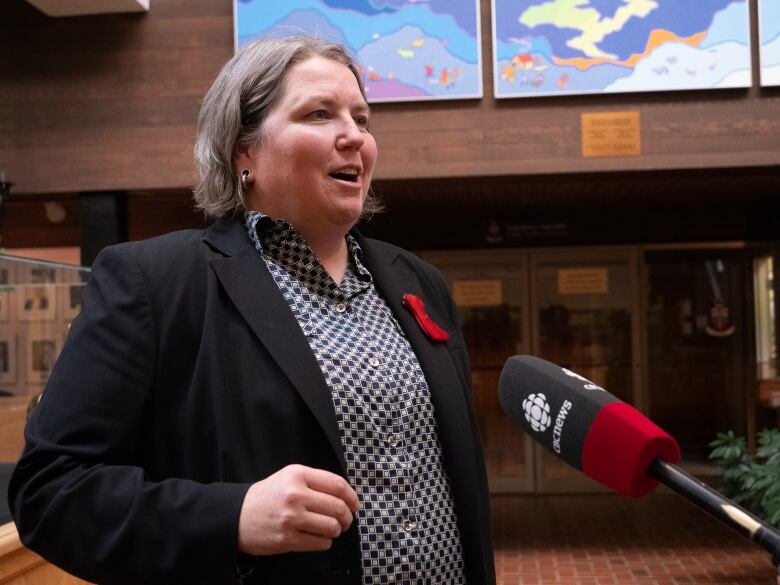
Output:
(335, 118), (365, 151)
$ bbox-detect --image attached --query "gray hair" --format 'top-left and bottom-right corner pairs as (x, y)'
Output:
(193, 36), (382, 219)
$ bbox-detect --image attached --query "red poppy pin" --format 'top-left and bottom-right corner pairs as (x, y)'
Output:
(402, 293), (449, 342)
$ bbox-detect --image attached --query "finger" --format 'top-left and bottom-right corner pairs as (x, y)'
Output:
(303, 490), (354, 532)
(302, 468), (360, 512)
(287, 530), (334, 552)
(294, 510), (344, 539)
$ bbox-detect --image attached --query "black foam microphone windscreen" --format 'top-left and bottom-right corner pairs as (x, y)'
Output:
(499, 354), (680, 497)
(499, 355), (780, 567)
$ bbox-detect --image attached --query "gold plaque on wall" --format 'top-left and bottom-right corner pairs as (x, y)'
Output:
(452, 279), (503, 306)
(581, 111), (641, 158)
(557, 268), (609, 295)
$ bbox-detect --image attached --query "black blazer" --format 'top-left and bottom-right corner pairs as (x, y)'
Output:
(9, 216), (495, 585)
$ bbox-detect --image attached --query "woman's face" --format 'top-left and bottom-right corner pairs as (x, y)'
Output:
(238, 56), (377, 239)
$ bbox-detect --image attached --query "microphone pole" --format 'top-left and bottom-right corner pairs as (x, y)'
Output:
(499, 354), (780, 571)
(649, 459), (780, 565)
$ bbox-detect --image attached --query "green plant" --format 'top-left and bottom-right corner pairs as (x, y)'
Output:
(709, 428), (780, 529)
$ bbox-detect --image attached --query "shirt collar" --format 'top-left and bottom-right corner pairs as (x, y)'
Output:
(244, 211), (372, 299)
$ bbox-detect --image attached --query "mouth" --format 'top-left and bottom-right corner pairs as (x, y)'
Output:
(328, 168), (360, 183)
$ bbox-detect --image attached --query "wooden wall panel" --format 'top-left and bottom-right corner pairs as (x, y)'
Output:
(2, 170), (778, 251)
(0, 0), (233, 194)
(127, 190), (209, 240)
(1, 0), (778, 196)
(1, 195), (80, 248)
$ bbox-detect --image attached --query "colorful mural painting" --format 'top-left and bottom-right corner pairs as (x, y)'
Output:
(759, 0), (780, 86)
(492, 0), (753, 98)
(235, 0), (483, 102)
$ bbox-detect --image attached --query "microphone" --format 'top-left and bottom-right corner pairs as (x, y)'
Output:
(499, 355), (780, 565)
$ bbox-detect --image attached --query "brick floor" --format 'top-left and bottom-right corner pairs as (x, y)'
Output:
(492, 492), (777, 584)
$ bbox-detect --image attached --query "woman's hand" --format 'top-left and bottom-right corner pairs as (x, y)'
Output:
(237, 464), (360, 556)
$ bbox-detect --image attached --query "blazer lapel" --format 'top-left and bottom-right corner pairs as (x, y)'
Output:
(359, 237), (480, 483)
(204, 218), (345, 472)
(360, 237), (489, 580)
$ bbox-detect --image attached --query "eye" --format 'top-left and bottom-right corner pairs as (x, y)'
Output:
(354, 114), (370, 130)
(308, 109), (330, 120)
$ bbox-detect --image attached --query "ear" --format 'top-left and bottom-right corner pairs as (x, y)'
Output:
(233, 141), (256, 173)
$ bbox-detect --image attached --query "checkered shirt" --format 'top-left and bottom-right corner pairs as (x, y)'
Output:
(245, 212), (466, 584)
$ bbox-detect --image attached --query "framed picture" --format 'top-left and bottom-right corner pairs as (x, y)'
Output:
(759, 0), (780, 86)
(17, 266), (58, 322)
(0, 266), (11, 322)
(0, 334), (18, 387)
(25, 334), (60, 384)
(492, 0), (752, 98)
(60, 281), (86, 321)
(234, 0), (483, 103)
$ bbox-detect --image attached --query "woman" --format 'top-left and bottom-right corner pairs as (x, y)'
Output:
(9, 37), (495, 584)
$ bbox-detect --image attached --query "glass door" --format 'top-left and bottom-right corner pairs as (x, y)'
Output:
(529, 249), (642, 492)
(418, 250), (533, 492)
(643, 248), (751, 471)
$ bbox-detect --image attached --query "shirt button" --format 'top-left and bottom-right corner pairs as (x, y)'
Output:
(387, 435), (399, 447)
(335, 302), (347, 313)
(402, 520), (417, 532)
(368, 356), (380, 367)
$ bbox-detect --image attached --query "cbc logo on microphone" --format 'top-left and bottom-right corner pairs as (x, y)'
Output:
(522, 393), (551, 432)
